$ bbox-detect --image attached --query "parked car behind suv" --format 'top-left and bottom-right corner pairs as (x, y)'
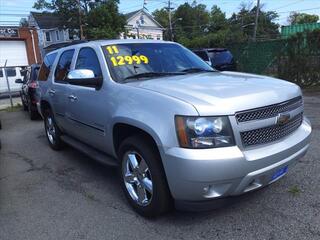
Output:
(193, 48), (236, 71)
(37, 40), (311, 217)
(0, 66), (24, 94)
(15, 64), (40, 120)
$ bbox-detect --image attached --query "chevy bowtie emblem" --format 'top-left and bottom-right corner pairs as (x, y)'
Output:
(276, 113), (291, 126)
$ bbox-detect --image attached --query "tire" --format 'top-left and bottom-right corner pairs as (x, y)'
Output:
(118, 135), (172, 217)
(43, 108), (64, 150)
(28, 102), (39, 120)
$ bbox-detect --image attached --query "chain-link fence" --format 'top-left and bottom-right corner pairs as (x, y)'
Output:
(227, 29), (320, 87)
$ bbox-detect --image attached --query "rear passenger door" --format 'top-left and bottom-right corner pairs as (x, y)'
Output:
(64, 47), (107, 150)
(50, 49), (75, 130)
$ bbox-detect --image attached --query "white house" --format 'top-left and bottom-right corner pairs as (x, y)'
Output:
(123, 9), (164, 40)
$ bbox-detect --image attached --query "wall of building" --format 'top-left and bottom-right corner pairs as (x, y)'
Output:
(0, 27), (42, 65)
(124, 27), (163, 40)
(123, 10), (163, 40)
(19, 27), (42, 64)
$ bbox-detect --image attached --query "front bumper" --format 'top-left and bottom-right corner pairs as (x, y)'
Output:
(161, 117), (311, 204)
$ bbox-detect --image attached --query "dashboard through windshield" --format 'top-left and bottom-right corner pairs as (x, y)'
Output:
(102, 43), (213, 82)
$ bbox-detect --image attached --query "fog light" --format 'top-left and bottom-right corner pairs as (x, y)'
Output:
(202, 183), (232, 198)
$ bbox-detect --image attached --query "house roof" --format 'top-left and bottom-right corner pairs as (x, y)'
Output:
(124, 8), (163, 28)
(30, 12), (65, 29)
(124, 10), (140, 20)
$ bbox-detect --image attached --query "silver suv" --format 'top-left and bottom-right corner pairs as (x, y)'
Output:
(37, 40), (311, 217)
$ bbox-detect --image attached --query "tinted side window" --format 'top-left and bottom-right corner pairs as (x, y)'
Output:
(38, 52), (57, 81)
(5, 68), (16, 77)
(208, 51), (233, 65)
(31, 67), (40, 81)
(75, 48), (102, 78)
(54, 49), (75, 82)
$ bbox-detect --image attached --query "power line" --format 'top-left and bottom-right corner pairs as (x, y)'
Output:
(0, 14), (29, 16)
(271, 0), (305, 11)
(278, 7), (320, 14)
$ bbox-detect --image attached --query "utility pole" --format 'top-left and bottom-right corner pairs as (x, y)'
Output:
(78, 0), (84, 40)
(166, 0), (174, 41)
(253, 0), (260, 42)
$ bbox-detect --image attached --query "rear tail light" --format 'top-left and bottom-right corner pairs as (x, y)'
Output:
(28, 81), (39, 89)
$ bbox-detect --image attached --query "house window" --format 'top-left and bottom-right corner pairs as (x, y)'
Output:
(45, 31), (51, 42)
(56, 30), (60, 41)
(157, 34), (161, 40)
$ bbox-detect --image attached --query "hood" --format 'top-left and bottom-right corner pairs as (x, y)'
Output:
(126, 71), (301, 115)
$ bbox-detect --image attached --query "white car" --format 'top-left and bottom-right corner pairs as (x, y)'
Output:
(0, 67), (24, 94)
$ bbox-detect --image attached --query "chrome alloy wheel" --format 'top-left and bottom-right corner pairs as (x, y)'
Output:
(122, 151), (153, 206)
(46, 116), (56, 144)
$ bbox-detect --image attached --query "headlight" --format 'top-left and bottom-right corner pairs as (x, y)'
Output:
(175, 116), (235, 149)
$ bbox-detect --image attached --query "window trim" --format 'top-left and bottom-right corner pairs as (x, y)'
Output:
(38, 52), (58, 81)
(45, 31), (51, 42)
(54, 49), (75, 83)
(55, 30), (60, 41)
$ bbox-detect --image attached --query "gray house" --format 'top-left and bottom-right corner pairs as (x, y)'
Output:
(28, 12), (74, 57)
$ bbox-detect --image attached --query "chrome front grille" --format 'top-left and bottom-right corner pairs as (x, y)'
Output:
(240, 113), (303, 147)
(236, 97), (303, 123)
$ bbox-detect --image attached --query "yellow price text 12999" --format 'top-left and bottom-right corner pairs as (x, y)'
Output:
(110, 55), (149, 67)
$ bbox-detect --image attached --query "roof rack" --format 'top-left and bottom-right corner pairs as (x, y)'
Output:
(44, 40), (89, 54)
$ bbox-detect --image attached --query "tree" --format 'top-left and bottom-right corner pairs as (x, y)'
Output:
(229, 4), (279, 41)
(173, 2), (210, 41)
(33, 0), (125, 39)
(153, 8), (170, 40)
(19, 18), (29, 27)
(34, 0), (80, 31)
(85, 1), (126, 39)
(288, 12), (319, 25)
(209, 5), (228, 32)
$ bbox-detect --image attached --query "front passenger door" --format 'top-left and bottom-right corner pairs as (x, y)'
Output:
(65, 47), (107, 151)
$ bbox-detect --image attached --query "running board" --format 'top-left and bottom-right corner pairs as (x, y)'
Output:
(61, 135), (118, 167)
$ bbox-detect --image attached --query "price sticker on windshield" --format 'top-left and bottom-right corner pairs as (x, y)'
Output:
(106, 45), (119, 55)
(110, 55), (149, 67)
(105, 45), (149, 67)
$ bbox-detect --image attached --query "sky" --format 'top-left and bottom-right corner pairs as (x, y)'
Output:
(0, 0), (319, 26)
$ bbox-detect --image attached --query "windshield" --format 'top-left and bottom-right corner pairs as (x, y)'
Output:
(102, 43), (213, 82)
(208, 51), (233, 66)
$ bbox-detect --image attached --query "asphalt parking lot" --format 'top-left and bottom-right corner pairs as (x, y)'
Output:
(0, 93), (319, 240)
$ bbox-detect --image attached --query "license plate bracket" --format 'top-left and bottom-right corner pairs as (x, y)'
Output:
(271, 166), (288, 181)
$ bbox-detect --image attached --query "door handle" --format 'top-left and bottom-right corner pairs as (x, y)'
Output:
(68, 95), (78, 101)
(49, 89), (56, 96)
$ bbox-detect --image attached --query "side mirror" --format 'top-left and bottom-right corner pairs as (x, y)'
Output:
(67, 69), (102, 88)
(15, 78), (23, 84)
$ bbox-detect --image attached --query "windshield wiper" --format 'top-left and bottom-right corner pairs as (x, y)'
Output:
(180, 68), (215, 73)
(123, 72), (184, 81)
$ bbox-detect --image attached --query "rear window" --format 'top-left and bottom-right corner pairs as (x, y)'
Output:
(208, 50), (233, 65)
(38, 52), (57, 81)
(193, 51), (209, 61)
